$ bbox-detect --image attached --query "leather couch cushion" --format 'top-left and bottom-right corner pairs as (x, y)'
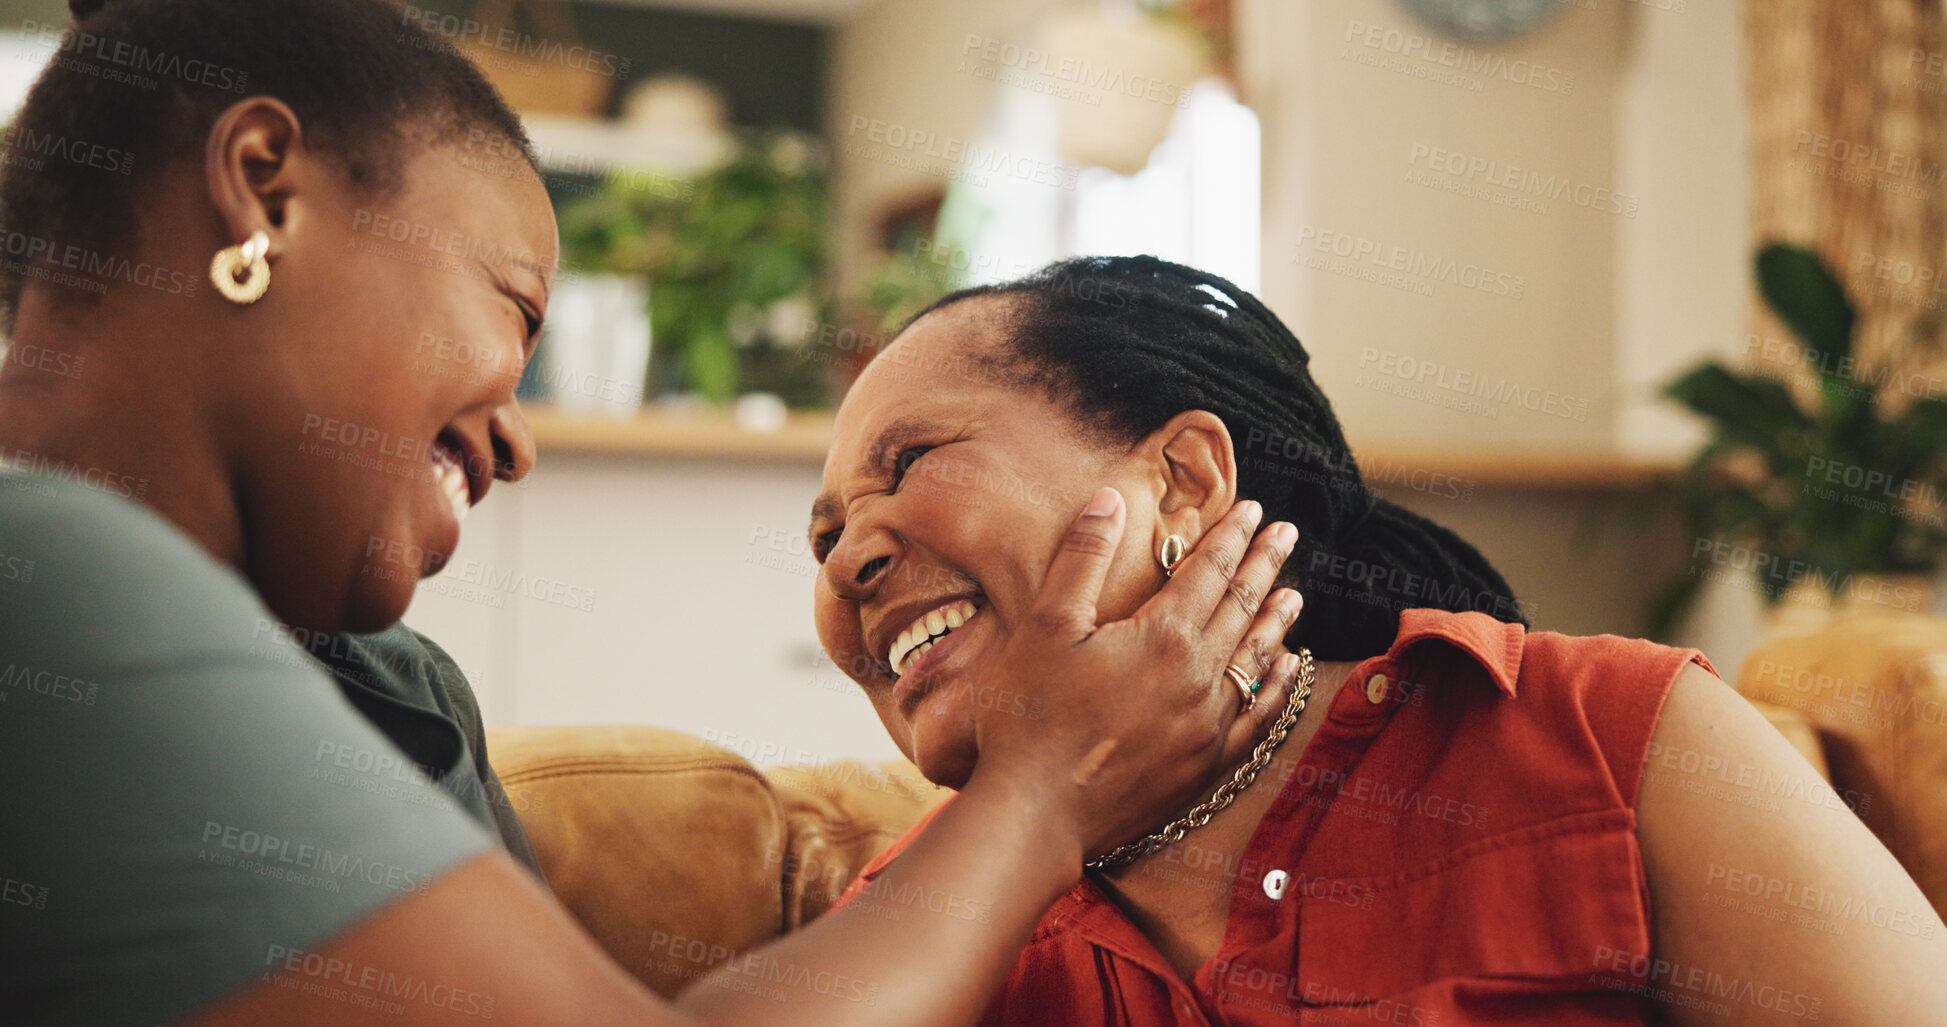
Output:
(766, 761), (954, 927)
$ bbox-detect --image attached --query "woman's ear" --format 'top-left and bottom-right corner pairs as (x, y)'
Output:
(1142, 409), (1237, 548)
(204, 97), (305, 255)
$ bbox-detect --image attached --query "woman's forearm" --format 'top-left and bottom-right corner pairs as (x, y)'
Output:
(672, 776), (1079, 1027)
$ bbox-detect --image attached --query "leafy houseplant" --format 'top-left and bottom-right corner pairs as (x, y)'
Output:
(855, 226), (964, 336)
(1649, 243), (1947, 638)
(555, 130), (829, 406)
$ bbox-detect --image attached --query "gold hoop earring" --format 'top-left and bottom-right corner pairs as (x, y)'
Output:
(210, 230), (270, 305)
(1158, 534), (1188, 577)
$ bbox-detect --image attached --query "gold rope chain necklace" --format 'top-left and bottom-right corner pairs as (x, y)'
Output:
(1084, 648), (1317, 872)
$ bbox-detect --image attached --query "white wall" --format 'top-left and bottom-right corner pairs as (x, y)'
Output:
(1241, 0), (1625, 454)
(1235, 0), (1757, 668)
(1613, 0), (1749, 461)
(1608, 0), (1759, 671)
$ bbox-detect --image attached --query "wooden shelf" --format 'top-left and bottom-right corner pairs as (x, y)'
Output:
(1352, 445), (1679, 490)
(522, 114), (730, 176)
(525, 405), (835, 463)
(525, 406), (1682, 486)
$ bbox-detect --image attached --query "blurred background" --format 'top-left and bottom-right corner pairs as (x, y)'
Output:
(4, 0), (1945, 765)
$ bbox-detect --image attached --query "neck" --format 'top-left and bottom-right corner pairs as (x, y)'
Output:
(1160, 654), (1354, 835)
(0, 289), (245, 571)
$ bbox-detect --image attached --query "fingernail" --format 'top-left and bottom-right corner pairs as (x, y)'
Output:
(1243, 499), (1264, 524)
(1273, 522), (1297, 547)
(1083, 486), (1121, 518)
(1279, 652), (1300, 677)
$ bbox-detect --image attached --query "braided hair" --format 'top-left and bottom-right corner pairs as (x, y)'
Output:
(1, 0), (532, 320)
(909, 254), (1525, 661)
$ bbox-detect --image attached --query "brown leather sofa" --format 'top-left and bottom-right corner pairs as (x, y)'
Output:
(486, 613), (1946, 997)
(484, 724), (951, 997)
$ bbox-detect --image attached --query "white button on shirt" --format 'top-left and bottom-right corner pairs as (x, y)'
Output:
(1263, 868), (1289, 900)
(1365, 672), (1392, 704)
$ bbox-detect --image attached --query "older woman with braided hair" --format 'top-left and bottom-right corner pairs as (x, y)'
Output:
(812, 255), (1946, 1025)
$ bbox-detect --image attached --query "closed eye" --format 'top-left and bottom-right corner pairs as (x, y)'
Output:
(517, 304), (542, 352)
(891, 446), (933, 491)
(505, 294), (542, 359)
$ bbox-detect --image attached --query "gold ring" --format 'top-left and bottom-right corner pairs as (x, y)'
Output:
(1224, 663), (1258, 713)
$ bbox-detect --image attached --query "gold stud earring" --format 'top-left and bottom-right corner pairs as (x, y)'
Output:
(210, 230), (270, 305)
(1158, 534), (1188, 577)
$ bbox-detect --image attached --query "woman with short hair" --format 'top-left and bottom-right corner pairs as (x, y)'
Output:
(0, 3), (1305, 1024)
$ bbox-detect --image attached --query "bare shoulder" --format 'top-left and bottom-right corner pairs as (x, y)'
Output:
(1634, 664), (1947, 1026)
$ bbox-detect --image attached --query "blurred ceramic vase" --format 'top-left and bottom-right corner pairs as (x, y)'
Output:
(616, 74), (737, 176)
(536, 274), (651, 418)
(1036, 9), (1210, 175)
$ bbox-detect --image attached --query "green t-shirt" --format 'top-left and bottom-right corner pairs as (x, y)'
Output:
(0, 467), (495, 1026)
(301, 625), (545, 882)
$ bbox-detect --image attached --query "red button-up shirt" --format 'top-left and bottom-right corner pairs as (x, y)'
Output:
(839, 609), (1717, 1025)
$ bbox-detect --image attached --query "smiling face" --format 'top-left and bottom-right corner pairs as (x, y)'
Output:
(227, 135), (556, 634)
(811, 295), (1237, 787)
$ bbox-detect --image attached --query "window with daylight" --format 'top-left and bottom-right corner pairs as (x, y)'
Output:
(938, 75), (1261, 294)
(1068, 79), (1261, 293)
(944, 77), (1262, 293)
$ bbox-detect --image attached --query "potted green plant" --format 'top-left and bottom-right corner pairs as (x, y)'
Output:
(1648, 243), (1947, 638)
(556, 130), (829, 406)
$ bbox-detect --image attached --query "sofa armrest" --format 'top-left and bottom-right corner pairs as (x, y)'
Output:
(486, 726), (953, 997)
(486, 725), (789, 996)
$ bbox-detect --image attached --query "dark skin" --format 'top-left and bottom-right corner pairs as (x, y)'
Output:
(1, 101), (547, 635)
(0, 99), (1317, 1027)
(813, 298), (1358, 978)
(814, 296), (1947, 1016)
(813, 299), (1315, 791)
